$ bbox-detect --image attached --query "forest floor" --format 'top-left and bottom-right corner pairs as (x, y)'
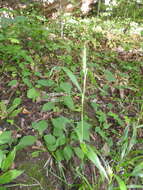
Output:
(1, 8), (143, 190)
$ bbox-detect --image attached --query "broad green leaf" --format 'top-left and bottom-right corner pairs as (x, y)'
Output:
(12, 98), (21, 106)
(60, 82), (72, 94)
(75, 121), (91, 142)
(27, 88), (40, 100)
(74, 147), (84, 160)
(42, 102), (55, 112)
(32, 120), (48, 135)
(40, 79), (55, 87)
(114, 175), (127, 190)
(1, 148), (16, 171)
(37, 79), (51, 87)
(63, 95), (75, 110)
(44, 134), (56, 145)
(0, 150), (5, 168)
(52, 117), (70, 137)
(56, 135), (66, 146)
(8, 80), (18, 87)
(7, 105), (16, 115)
(53, 127), (64, 137)
(104, 70), (115, 82)
(62, 67), (82, 92)
(47, 144), (57, 151)
(0, 131), (12, 145)
(55, 149), (64, 162)
(85, 145), (108, 180)
(44, 134), (57, 151)
(63, 145), (73, 161)
(16, 136), (36, 150)
(0, 170), (23, 185)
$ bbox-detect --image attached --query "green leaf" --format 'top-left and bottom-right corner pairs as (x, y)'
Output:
(32, 120), (48, 135)
(104, 70), (115, 82)
(60, 82), (72, 94)
(95, 127), (109, 143)
(0, 170), (23, 185)
(23, 78), (33, 88)
(0, 131), (12, 145)
(63, 145), (73, 161)
(0, 150), (5, 168)
(12, 98), (21, 106)
(131, 162), (143, 176)
(41, 79), (55, 87)
(16, 136), (36, 150)
(55, 149), (64, 162)
(37, 79), (51, 87)
(42, 102), (55, 112)
(75, 121), (91, 142)
(1, 148), (16, 171)
(63, 95), (75, 110)
(121, 141), (128, 160)
(7, 106), (16, 115)
(114, 175), (127, 190)
(44, 134), (56, 145)
(44, 134), (57, 151)
(52, 117), (70, 137)
(24, 55), (34, 63)
(56, 135), (66, 146)
(127, 185), (143, 189)
(8, 80), (18, 87)
(53, 127), (64, 137)
(9, 108), (22, 117)
(85, 144), (108, 180)
(8, 38), (20, 44)
(74, 147), (84, 160)
(27, 88), (40, 100)
(62, 67), (82, 92)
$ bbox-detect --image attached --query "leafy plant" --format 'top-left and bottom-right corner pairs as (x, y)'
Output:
(0, 131), (23, 185)
(0, 98), (22, 120)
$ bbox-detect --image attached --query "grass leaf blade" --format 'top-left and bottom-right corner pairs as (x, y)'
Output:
(62, 67), (82, 93)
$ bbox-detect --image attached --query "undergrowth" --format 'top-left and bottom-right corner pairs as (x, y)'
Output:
(0, 5), (143, 190)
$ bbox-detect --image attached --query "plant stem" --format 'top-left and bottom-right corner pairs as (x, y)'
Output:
(81, 43), (88, 143)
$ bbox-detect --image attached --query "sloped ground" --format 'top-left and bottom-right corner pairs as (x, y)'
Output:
(0, 9), (143, 189)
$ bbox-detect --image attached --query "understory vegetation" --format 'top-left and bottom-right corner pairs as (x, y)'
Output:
(0, 1), (143, 189)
